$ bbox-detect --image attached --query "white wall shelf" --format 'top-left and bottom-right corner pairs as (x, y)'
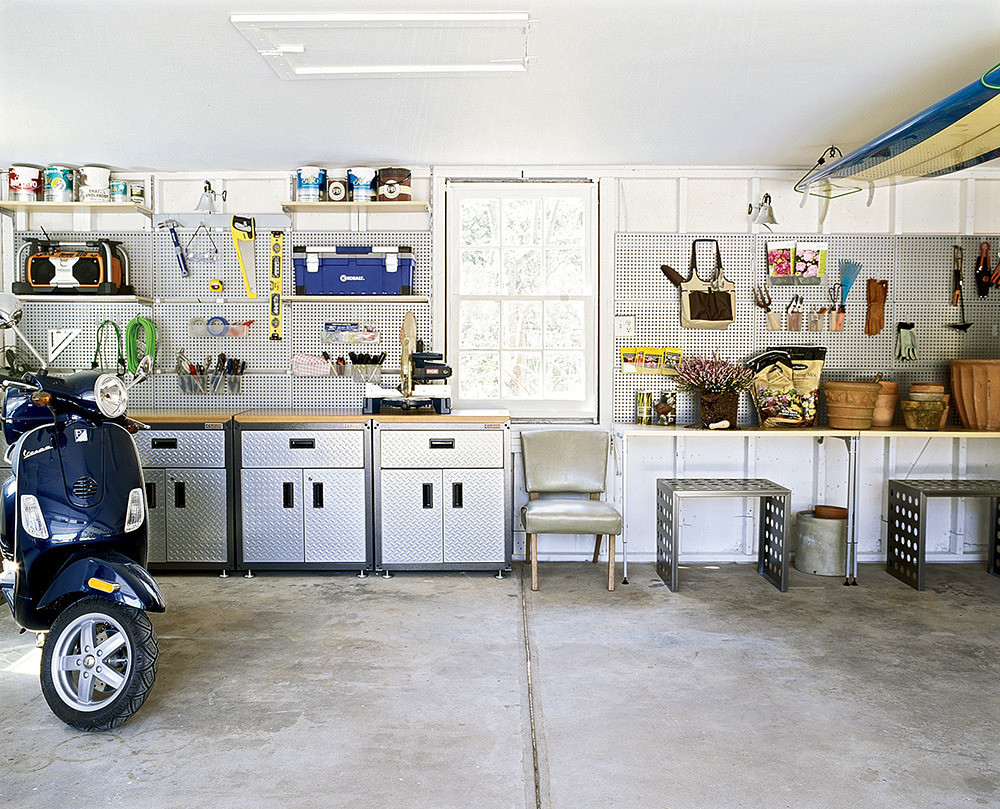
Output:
(0, 201), (153, 218)
(281, 201), (428, 215)
(283, 295), (429, 303)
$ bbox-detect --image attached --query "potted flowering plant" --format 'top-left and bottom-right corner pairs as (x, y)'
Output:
(674, 353), (752, 428)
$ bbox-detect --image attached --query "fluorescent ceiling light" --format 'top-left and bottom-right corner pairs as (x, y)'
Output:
(231, 11), (534, 79)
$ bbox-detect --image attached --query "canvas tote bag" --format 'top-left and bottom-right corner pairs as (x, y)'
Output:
(679, 238), (735, 330)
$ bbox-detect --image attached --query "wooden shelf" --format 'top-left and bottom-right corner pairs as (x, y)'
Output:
(0, 201), (153, 217)
(280, 201), (428, 215)
(283, 295), (429, 303)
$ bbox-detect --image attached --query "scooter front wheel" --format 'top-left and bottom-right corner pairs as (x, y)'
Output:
(39, 597), (158, 732)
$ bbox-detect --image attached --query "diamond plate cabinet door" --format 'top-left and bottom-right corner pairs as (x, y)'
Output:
(240, 469), (305, 563)
(145, 468), (167, 564)
(379, 469), (446, 565)
(166, 469), (229, 563)
(304, 468), (368, 563)
(443, 468), (506, 563)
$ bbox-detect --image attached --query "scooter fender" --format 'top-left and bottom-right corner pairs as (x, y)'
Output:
(38, 553), (166, 614)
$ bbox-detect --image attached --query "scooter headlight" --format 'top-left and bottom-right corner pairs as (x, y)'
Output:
(94, 374), (127, 419)
(124, 487), (145, 533)
(20, 495), (49, 539)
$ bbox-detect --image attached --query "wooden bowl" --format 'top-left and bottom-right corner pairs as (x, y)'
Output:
(814, 504), (848, 520)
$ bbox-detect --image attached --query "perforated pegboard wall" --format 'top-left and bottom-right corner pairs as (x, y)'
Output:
(614, 233), (1000, 425)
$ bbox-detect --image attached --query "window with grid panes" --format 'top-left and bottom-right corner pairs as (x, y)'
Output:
(446, 182), (597, 418)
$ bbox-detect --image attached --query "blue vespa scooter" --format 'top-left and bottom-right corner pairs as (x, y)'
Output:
(0, 293), (164, 731)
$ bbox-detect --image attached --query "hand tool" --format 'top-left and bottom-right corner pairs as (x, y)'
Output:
(786, 294), (803, 331)
(210, 353), (227, 393)
(752, 285), (780, 330)
(948, 245), (972, 332)
(159, 219), (189, 277)
(827, 284), (844, 331)
(975, 241), (992, 296)
(175, 353), (190, 393)
(993, 254), (1000, 285)
(230, 215), (258, 299)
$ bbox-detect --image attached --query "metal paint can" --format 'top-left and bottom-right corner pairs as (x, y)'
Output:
(128, 181), (145, 204)
(78, 166), (111, 201)
(43, 165), (75, 202)
(636, 390), (653, 425)
(296, 166), (326, 202)
(347, 167), (376, 202)
(109, 179), (128, 202)
(376, 167), (412, 201)
(8, 165), (42, 201)
(327, 176), (348, 202)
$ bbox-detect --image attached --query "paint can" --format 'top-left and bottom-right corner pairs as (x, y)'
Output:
(109, 179), (128, 202)
(8, 165), (42, 201)
(636, 390), (653, 425)
(78, 166), (111, 202)
(327, 176), (348, 202)
(43, 165), (75, 202)
(376, 167), (412, 201)
(347, 167), (376, 202)
(129, 181), (145, 204)
(296, 166), (326, 202)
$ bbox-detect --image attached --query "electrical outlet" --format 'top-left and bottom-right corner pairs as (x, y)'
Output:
(615, 315), (636, 338)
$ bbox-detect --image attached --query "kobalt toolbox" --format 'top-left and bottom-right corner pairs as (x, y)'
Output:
(293, 245), (413, 295)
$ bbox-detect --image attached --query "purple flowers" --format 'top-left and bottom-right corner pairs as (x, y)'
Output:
(675, 353), (753, 394)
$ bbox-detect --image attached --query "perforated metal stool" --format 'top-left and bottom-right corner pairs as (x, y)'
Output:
(655, 478), (791, 592)
(886, 479), (1000, 591)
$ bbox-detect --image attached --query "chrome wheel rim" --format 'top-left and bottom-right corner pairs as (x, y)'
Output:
(49, 612), (133, 712)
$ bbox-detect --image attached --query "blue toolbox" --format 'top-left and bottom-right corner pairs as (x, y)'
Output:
(293, 246), (413, 295)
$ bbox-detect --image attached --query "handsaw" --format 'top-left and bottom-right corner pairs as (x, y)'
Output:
(230, 215), (258, 299)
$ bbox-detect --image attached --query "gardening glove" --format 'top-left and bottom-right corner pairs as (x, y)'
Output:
(895, 322), (918, 361)
(865, 279), (887, 336)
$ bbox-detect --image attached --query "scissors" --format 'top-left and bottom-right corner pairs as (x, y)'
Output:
(828, 283), (843, 308)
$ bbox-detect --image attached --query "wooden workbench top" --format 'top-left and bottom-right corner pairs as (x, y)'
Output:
(234, 408), (510, 424)
(131, 409), (247, 424)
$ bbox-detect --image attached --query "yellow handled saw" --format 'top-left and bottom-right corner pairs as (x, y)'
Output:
(230, 215), (257, 299)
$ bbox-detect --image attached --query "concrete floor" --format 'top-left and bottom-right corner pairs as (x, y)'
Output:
(2, 562), (999, 809)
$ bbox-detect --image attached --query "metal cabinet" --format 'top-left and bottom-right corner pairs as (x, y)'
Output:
(374, 420), (511, 572)
(134, 424), (232, 570)
(236, 422), (372, 571)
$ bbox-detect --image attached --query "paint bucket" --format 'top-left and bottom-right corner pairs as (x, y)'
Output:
(129, 181), (145, 204)
(327, 176), (348, 202)
(43, 165), (75, 202)
(8, 165), (42, 201)
(296, 166), (326, 202)
(348, 167), (376, 202)
(376, 167), (412, 201)
(110, 179), (128, 202)
(78, 166), (111, 201)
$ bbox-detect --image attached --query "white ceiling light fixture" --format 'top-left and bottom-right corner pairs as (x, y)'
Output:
(231, 11), (535, 80)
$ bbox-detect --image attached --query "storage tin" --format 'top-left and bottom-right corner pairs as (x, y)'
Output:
(296, 166), (326, 202)
(347, 167), (376, 202)
(8, 165), (42, 201)
(43, 165), (75, 202)
(376, 167), (412, 201)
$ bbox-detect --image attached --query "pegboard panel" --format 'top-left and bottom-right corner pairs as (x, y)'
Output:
(613, 232), (1000, 424)
(152, 367), (292, 409)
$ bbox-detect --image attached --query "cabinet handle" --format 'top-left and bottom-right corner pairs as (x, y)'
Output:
(312, 481), (323, 509)
(452, 482), (463, 509)
(428, 438), (455, 449)
(422, 483), (433, 509)
(145, 480), (156, 510)
(151, 438), (178, 449)
(289, 438), (315, 449)
(283, 482), (295, 509)
(174, 481), (186, 508)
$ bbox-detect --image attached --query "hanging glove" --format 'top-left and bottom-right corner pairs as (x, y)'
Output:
(864, 279), (888, 335)
(895, 322), (918, 361)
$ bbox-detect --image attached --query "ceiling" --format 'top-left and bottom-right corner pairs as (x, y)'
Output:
(2, 0), (1000, 173)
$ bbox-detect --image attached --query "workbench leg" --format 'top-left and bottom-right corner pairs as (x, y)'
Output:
(607, 535), (615, 591)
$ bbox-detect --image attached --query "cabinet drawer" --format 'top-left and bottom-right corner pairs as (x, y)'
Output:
(135, 430), (226, 468)
(241, 429), (365, 468)
(379, 429), (504, 469)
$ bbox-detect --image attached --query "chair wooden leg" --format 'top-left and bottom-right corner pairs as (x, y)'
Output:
(592, 534), (603, 563)
(607, 534), (616, 591)
(528, 533), (539, 591)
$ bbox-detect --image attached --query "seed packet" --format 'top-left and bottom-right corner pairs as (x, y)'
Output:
(794, 242), (827, 285)
(766, 241), (796, 286)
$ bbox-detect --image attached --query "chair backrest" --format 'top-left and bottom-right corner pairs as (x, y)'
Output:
(521, 429), (610, 494)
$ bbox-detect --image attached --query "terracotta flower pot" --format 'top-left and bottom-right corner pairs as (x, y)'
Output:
(822, 380), (882, 429)
(950, 360), (1000, 430)
(871, 381), (898, 428)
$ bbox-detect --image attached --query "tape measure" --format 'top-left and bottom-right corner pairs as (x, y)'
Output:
(270, 231), (283, 340)
(209, 278), (224, 293)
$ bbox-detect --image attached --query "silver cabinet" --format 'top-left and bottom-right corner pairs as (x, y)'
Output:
(374, 421), (511, 571)
(236, 422), (372, 570)
(136, 425), (232, 570)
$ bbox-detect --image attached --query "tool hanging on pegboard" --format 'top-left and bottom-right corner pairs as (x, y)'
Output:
(230, 215), (257, 299)
(270, 231), (283, 340)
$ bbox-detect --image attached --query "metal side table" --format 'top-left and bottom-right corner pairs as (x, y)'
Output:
(886, 478), (1000, 591)
(655, 478), (791, 592)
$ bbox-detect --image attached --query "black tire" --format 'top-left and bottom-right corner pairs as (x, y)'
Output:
(39, 597), (158, 732)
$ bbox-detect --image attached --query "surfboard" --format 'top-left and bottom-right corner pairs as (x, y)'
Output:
(795, 63), (1000, 193)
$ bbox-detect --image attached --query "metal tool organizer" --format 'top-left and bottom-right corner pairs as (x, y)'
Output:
(11, 228), (432, 410)
(614, 233), (1000, 425)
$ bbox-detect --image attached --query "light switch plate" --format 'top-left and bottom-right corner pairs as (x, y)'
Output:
(614, 315), (636, 338)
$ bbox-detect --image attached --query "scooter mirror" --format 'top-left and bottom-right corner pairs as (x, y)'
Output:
(0, 293), (24, 329)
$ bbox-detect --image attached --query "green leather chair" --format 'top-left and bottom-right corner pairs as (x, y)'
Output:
(520, 429), (623, 591)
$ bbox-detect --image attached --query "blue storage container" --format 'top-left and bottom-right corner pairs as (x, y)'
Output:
(292, 246), (413, 295)
(321, 256), (385, 294)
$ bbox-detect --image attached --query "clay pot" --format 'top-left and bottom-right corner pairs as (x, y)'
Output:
(939, 393), (951, 430)
(813, 504), (848, 520)
(950, 360), (1000, 430)
(902, 400), (946, 431)
(823, 380), (882, 429)
(871, 381), (898, 428)
(910, 382), (945, 395)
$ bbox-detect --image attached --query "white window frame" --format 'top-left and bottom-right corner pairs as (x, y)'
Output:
(445, 180), (598, 419)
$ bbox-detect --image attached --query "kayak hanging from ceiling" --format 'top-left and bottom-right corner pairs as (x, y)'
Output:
(796, 62), (1000, 197)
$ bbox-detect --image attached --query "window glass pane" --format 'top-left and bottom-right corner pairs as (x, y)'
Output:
(460, 249), (500, 295)
(545, 248), (586, 295)
(543, 300), (585, 348)
(502, 198), (542, 245)
(544, 197), (585, 245)
(502, 301), (542, 349)
(501, 351), (541, 399)
(461, 199), (499, 246)
(458, 300), (499, 349)
(544, 352), (586, 400)
(459, 351), (500, 399)
(502, 248), (543, 295)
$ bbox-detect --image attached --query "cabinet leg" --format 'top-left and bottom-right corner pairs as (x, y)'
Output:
(357, 569), (368, 578)
(382, 569), (394, 579)
(244, 569), (254, 579)
(496, 569), (505, 579)
(219, 569), (229, 579)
